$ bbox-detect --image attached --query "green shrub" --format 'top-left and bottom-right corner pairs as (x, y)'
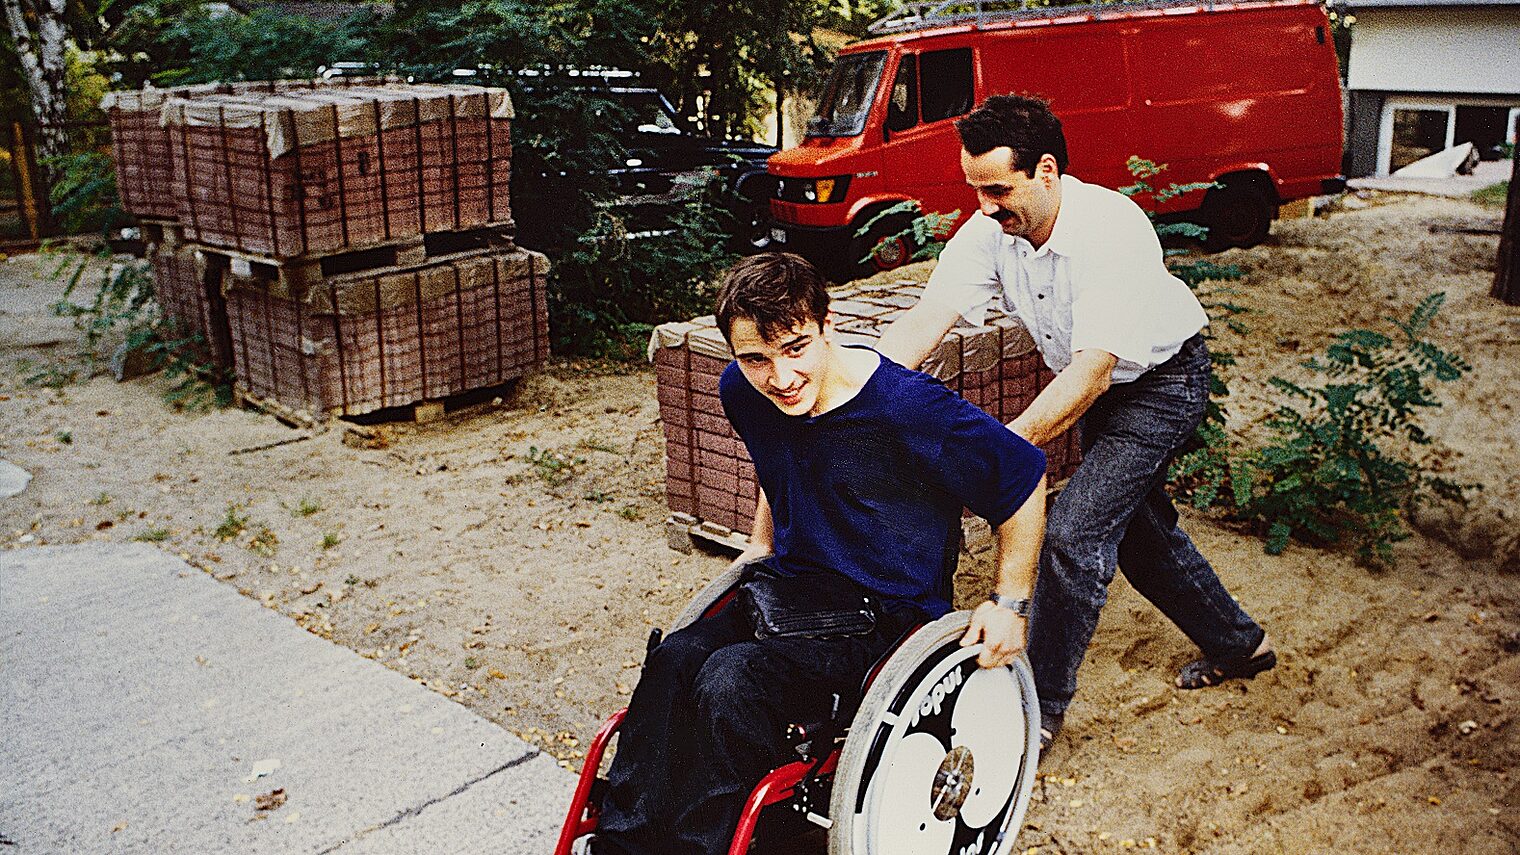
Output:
(1207, 294), (1470, 565)
(44, 152), (127, 236)
(853, 201), (963, 266)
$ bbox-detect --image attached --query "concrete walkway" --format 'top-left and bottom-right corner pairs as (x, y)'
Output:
(0, 543), (574, 854)
(1347, 158), (1510, 199)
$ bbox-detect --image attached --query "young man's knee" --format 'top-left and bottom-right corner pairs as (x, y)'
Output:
(691, 646), (769, 717)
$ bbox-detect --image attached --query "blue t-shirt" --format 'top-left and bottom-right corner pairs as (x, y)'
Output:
(719, 347), (1046, 618)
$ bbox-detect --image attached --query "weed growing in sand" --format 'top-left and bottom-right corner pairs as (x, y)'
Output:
(1189, 294), (1473, 566)
(89, 492), (111, 506)
(528, 446), (583, 486)
(23, 363), (78, 389)
(43, 246), (232, 410)
(246, 525), (279, 556)
(291, 498), (322, 517)
(618, 504), (644, 522)
(133, 526), (170, 543)
(1472, 180), (1509, 209)
(322, 532), (342, 550)
(55, 430), (72, 445)
(214, 504), (249, 541)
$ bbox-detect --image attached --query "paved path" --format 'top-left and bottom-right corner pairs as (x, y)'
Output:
(1348, 159), (1510, 199)
(0, 543), (574, 854)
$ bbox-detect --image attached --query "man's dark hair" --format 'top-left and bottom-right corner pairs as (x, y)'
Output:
(955, 94), (1068, 177)
(714, 252), (830, 344)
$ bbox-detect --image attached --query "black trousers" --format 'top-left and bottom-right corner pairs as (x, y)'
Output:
(596, 599), (917, 855)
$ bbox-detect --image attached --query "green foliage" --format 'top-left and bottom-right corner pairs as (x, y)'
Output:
(133, 525), (171, 543)
(48, 247), (155, 361)
(854, 200), (962, 265)
(527, 446), (585, 486)
(323, 532), (343, 550)
(292, 498), (322, 517)
(214, 503), (249, 541)
(44, 245), (231, 408)
(155, 7), (379, 86)
(43, 151), (125, 236)
(551, 172), (739, 357)
(1472, 180), (1509, 209)
(1203, 295), (1470, 566)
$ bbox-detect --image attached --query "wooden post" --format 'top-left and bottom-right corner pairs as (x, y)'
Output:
(1493, 144), (1520, 306)
(11, 121), (40, 241)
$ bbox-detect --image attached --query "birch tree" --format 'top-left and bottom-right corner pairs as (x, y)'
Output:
(2, 0), (71, 164)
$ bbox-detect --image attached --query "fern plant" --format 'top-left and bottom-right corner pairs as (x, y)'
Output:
(1231, 294), (1471, 565)
(853, 200), (963, 265)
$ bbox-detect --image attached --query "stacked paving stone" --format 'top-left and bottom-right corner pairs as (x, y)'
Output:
(650, 279), (1082, 544)
(106, 80), (546, 419)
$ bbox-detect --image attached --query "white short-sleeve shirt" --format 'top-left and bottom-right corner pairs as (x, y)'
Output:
(924, 174), (1208, 384)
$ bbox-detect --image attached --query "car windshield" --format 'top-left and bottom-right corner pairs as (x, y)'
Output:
(616, 90), (682, 134)
(807, 51), (886, 137)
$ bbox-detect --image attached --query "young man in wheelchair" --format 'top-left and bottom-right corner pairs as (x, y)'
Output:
(588, 252), (1048, 855)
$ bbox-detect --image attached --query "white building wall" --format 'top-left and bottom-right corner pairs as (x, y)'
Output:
(1348, 7), (1520, 94)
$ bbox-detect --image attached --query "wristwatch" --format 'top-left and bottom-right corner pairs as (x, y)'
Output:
(990, 594), (1031, 617)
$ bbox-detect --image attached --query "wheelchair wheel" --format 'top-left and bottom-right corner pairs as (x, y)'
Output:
(827, 611), (1040, 855)
(668, 560), (750, 633)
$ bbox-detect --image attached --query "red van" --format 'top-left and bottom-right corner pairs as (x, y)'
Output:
(767, 0), (1346, 279)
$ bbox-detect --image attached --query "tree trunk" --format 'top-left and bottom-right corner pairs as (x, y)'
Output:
(2, 0), (71, 166)
(1494, 145), (1520, 305)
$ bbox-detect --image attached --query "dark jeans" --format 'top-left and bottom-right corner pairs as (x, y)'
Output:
(1026, 334), (1264, 717)
(597, 595), (917, 855)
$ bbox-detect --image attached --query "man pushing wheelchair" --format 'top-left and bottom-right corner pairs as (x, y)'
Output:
(580, 252), (1049, 855)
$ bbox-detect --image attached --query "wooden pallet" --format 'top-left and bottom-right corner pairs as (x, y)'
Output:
(665, 512), (752, 555)
(665, 512), (1005, 557)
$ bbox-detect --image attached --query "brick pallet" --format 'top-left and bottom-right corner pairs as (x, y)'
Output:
(103, 77), (395, 223)
(147, 242), (234, 371)
(223, 245), (547, 419)
(160, 83), (513, 259)
(650, 280), (1082, 545)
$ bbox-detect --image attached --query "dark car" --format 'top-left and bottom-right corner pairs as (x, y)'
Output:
(598, 86), (777, 250)
(488, 71), (776, 254)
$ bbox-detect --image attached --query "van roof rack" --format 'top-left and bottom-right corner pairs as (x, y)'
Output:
(866, 0), (1284, 35)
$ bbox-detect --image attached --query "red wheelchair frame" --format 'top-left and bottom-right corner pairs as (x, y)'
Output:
(552, 572), (1042, 855)
(553, 581), (901, 855)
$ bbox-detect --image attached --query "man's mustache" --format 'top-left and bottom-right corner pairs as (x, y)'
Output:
(989, 208), (1014, 223)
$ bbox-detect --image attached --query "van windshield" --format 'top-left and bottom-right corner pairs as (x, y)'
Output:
(806, 51), (886, 137)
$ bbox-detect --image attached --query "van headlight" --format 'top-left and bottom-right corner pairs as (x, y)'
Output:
(776, 175), (851, 204)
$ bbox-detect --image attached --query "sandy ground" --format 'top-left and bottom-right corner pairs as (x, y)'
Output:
(2, 193), (1517, 853)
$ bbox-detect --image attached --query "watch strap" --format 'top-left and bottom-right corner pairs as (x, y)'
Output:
(990, 593), (1031, 617)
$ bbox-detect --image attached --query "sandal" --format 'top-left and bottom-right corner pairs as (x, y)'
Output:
(1175, 649), (1277, 690)
(1038, 710), (1065, 752)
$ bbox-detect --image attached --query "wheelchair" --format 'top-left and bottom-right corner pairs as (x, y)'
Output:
(554, 561), (1042, 855)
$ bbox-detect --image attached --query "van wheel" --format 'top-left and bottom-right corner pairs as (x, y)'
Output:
(849, 212), (916, 279)
(1201, 182), (1274, 251)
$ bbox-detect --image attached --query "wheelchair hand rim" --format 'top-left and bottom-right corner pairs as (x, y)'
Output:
(829, 614), (1040, 855)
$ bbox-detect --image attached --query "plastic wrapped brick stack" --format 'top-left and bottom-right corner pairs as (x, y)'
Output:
(221, 244), (547, 416)
(650, 279), (1082, 547)
(104, 77), (397, 224)
(105, 80), (544, 420)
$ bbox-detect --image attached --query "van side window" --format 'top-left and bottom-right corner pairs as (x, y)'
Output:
(920, 48), (974, 124)
(887, 54), (919, 133)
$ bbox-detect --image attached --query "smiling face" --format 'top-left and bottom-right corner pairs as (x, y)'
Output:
(961, 146), (1062, 247)
(728, 315), (837, 417)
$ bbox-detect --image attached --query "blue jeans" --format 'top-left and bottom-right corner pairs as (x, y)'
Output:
(1026, 334), (1263, 717)
(597, 595), (919, 855)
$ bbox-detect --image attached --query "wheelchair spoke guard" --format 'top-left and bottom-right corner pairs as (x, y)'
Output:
(828, 611), (1039, 855)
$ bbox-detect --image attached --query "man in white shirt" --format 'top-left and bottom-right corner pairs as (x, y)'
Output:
(877, 95), (1275, 752)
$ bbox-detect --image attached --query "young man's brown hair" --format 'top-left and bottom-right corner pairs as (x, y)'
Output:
(714, 252), (830, 343)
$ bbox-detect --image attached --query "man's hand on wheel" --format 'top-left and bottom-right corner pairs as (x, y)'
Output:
(961, 601), (1027, 668)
